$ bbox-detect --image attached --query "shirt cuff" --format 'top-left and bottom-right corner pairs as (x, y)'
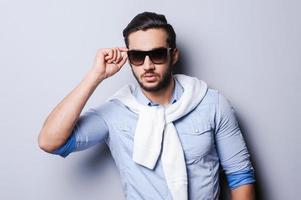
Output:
(226, 169), (256, 189)
(51, 133), (76, 158)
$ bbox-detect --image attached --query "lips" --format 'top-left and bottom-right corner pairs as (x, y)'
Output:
(144, 73), (156, 77)
(143, 74), (157, 82)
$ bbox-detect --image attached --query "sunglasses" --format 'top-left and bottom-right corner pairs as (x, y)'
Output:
(127, 47), (173, 66)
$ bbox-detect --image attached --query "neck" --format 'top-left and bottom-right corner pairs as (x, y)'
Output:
(141, 76), (175, 106)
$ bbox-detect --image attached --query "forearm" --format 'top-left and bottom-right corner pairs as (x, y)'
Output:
(38, 70), (104, 152)
(231, 184), (255, 200)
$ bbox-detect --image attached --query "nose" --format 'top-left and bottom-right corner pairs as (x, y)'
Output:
(143, 56), (155, 70)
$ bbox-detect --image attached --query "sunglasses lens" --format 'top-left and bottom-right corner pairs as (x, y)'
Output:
(128, 48), (171, 65)
(128, 51), (145, 65)
(149, 48), (168, 64)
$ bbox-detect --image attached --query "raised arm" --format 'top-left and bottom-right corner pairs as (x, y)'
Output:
(38, 47), (128, 153)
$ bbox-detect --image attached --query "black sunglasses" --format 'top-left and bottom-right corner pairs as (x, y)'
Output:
(127, 47), (173, 66)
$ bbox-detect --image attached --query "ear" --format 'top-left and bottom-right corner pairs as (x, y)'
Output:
(171, 48), (179, 65)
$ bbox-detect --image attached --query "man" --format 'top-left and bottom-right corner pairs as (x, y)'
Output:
(38, 12), (255, 200)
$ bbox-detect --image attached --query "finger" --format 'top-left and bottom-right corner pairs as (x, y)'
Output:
(109, 48), (118, 64)
(118, 47), (129, 52)
(104, 49), (114, 61)
(112, 48), (118, 62)
(107, 49), (116, 63)
(116, 52), (128, 68)
(116, 48), (122, 63)
(103, 48), (112, 57)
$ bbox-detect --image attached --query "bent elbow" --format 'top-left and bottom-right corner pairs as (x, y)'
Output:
(38, 132), (61, 153)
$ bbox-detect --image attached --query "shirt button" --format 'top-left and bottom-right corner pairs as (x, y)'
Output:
(195, 129), (199, 133)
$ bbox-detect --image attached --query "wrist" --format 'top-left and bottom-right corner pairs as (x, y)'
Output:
(82, 70), (105, 89)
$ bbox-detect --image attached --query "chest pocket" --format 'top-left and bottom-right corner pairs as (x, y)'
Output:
(178, 122), (214, 160)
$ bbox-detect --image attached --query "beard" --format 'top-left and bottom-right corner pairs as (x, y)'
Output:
(131, 63), (173, 92)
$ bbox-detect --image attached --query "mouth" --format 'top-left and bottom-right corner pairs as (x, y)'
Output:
(143, 73), (157, 82)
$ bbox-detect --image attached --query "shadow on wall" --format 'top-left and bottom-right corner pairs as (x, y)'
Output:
(235, 113), (265, 200)
(173, 43), (189, 75)
(172, 41), (207, 76)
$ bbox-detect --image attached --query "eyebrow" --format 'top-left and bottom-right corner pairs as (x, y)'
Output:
(128, 46), (167, 51)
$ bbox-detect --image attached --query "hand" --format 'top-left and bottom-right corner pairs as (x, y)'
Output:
(91, 47), (128, 80)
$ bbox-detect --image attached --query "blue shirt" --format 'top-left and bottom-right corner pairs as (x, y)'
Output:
(52, 76), (255, 199)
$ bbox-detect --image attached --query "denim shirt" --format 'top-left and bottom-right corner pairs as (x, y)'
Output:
(52, 77), (255, 200)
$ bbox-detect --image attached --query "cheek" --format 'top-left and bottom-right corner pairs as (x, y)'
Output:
(158, 64), (171, 74)
(131, 67), (143, 77)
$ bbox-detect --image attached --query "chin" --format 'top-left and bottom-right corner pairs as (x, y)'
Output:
(140, 79), (171, 92)
(140, 81), (160, 92)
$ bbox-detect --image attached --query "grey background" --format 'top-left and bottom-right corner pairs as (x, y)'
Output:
(0, 0), (300, 199)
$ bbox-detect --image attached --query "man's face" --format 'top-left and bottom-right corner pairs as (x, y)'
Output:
(127, 28), (178, 92)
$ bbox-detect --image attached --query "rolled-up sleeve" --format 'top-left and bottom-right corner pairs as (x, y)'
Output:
(51, 107), (109, 158)
(214, 92), (255, 189)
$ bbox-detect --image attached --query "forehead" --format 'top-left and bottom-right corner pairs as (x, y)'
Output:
(128, 28), (168, 51)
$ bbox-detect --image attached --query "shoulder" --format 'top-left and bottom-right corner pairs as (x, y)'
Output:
(200, 85), (232, 108)
(195, 86), (234, 120)
(90, 99), (137, 123)
(91, 100), (125, 116)
(200, 87), (219, 105)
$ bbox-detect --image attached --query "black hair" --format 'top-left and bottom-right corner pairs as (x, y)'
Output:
(123, 11), (176, 49)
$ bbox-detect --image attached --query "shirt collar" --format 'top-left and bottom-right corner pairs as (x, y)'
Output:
(134, 77), (184, 107)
